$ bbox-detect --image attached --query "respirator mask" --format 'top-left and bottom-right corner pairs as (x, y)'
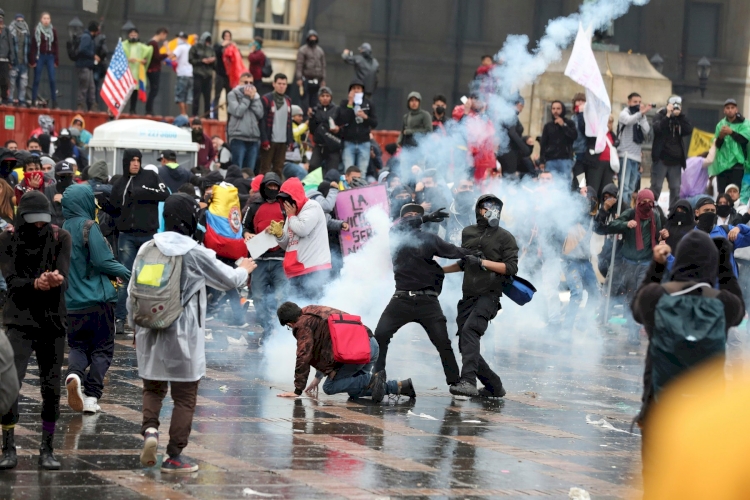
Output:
(481, 200), (502, 228)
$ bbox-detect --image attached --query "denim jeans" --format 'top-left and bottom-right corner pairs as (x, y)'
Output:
(229, 139), (260, 173)
(283, 162), (308, 180)
(620, 158), (641, 209)
(116, 232), (154, 321)
(545, 158), (574, 186)
(9, 64), (28, 103)
(342, 141), (370, 172)
(322, 337), (398, 397)
(251, 259), (287, 335)
(562, 259), (600, 332)
(32, 54), (56, 104)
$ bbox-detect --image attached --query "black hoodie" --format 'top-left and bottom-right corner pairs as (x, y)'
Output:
(158, 161), (195, 194)
(539, 103), (577, 163)
(225, 165), (252, 205)
(336, 78), (378, 144)
(109, 149), (169, 235)
(665, 199), (695, 250)
(242, 172), (284, 259)
(0, 148), (18, 186)
(459, 194), (519, 297)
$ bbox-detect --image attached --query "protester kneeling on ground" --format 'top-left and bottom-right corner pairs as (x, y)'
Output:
(275, 301), (415, 402)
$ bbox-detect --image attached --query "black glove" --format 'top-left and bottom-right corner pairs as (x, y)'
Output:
(462, 254), (483, 268)
(94, 191), (109, 210)
(713, 236), (733, 270)
(422, 208), (449, 224)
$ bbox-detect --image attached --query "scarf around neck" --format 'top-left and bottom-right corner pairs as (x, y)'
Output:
(9, 19), (29, 37)
(634, 191), (657, 251)
(35, 22), (54, 51)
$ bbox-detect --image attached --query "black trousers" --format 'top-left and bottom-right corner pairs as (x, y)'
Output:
(1, 326), (65, 426)
(145, 71), (161, 115)
(65, 302), (116, 400)
(374, 294), (460, 385)
(309, 145), (341, 173)
(0, 61), (9, 102)
(192, 74), (212, 118)
(213, 73), (231, 115)
(716, 164), (745, 196)
(585, 159), (615, 201)
(456, 295), (503, 394)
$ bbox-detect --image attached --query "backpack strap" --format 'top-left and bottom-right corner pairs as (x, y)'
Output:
(662, 281), (720, 298)
(82, 220), (96, 247)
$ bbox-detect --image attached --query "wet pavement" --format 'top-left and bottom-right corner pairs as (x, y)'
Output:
(0, 314), (646, 499)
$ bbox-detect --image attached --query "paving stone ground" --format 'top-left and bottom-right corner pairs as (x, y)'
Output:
(0, 316), (646, 499)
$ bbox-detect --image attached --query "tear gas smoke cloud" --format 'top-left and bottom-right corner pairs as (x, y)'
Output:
(260, 0), (650, 386)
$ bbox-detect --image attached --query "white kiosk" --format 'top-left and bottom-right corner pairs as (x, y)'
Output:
(88, 119), (199, 176)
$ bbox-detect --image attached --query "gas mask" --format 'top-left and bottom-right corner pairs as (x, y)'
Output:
(480, 200), (502, 228)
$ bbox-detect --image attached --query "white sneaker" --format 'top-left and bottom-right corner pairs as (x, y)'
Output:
(83, 396), (101, 414)
(66, 374), (84, 412)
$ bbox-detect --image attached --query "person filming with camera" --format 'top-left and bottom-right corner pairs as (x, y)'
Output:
(650, 96), (693, 209)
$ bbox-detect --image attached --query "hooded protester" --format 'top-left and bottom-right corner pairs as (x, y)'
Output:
(157, 150), (194, 194)
(664, 199), (694, 251)
(633, 231), (744, 490)
(398, 91), (433, 148)
(716, 193), (742, 226)
(710, 99), (750, 196)
(415, 169), (450, 236)
(342, 43), (379, 98)
(0, 148), (18, 187)
(274, 177), (331, 300)
(69, 115), (92, 146)
(131, 193), (256, 474)
(30, 114), (55, 139)
(275, 301), (414, 401)
(61, 184), (130, 415)
(335, 78), (377, 172)
(43, 160), (75, 226)
(36, 133), (53, 155)
(539, 100), (577, 185)
(498, 97), (532, 178)
(224, 164), (251, 204)
(242, 172), (286, 343)
(190, 118), (216, 170)
(122, 27), (153, 114)
(87, 160), (111, 195)
(446, 178), (477, 247)
(295, 29), (326, 109)
(108, 148), (169, 334)
(188, 32), (215, 118)
(373, 203), (471, 392)
(0, 191), (71, 471)
(443, 194), (519, 397)
(52, 128), (87, 168)
(8, 13), (30, 106)
(14, 152), (52, 205)
(388, 184), (414, 221)
(687, 197), (750, 279)
(599, 189), (664, 344)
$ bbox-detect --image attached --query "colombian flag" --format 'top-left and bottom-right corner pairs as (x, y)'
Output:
(138, 63), (147, 102)
(203, 182), (248, 260)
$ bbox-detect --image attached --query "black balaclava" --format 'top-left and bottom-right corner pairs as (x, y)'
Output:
(53, 136), (74, 160)
(666, 199), (694, 250)
(56, 175), (73, 193)
(670, 230), (718, 284)
(164, 193), (200, 237)
(476, 194), (503, 229)
(260, 172), (281, 202)
(453, 190), (475, 214)
(390, 185), (413, 220)
(13, 191), (56, 280)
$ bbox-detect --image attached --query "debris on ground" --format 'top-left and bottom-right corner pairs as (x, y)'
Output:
(407, 410), (439, 420)
(568, 487), (591, 500)
(218, 385), (229, 392)
(524, 391), (538, 398)
(462, 420), (481, 423)
(242, 487), (280, 497)
(585, 414), (636, 435)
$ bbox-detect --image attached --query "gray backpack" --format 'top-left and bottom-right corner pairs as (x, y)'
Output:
(130, 241), (183, 330)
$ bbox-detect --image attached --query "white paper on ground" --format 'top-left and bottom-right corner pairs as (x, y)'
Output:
(585, 414), (636, 435)
(407, 410), (439, 421)
(246, 231), (279, 259)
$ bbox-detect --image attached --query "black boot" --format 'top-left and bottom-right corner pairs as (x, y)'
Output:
(398, 379), (417, 399)
(0, 429), (17, 470)
(368, 371), (387, 403)
(38, 430), (61, 470)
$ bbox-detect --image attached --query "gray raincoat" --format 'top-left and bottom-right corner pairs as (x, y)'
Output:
(129, 231), (248, 382)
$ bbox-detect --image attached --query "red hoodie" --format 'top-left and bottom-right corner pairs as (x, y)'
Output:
(452, 105), (498, 182)
(276, 178), (331, 278)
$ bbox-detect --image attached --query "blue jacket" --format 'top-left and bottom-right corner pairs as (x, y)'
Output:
(666, 224), (750, 278)
(75, 32), (96, 69)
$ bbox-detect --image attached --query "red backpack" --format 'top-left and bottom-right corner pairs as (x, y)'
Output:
(327, 313), (371, 364)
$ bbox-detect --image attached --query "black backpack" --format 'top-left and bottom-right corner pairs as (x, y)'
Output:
(261, 56), (273, 78)
(67, 34), (81, 62)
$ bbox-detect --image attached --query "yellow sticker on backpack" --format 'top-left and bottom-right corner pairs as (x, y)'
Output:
(137, 264), (165, 287)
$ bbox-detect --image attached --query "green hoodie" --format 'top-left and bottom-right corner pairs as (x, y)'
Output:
(62, 183), (131, 311)
(710, 116), (750, 176)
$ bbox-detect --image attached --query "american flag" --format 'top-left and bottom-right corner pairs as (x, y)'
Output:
(101, 40), (136, 118)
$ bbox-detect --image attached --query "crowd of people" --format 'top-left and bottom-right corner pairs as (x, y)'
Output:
(0, 27), (747, 491)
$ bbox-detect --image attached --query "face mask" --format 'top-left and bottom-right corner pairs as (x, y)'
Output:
(308, 39), (318, 46)
(629, 105), (640, 114)
(435, 105), (445, 114)
(454, 191), (474, 212)
(402, 214), (422, 228)
(57, 175), (73, 190)
(192, 129), (203, 141)
(717, 205), (732, 218)
(264, 186), (279, 201)
(129, 37), (139, 43)
(696, 212), (717, 233)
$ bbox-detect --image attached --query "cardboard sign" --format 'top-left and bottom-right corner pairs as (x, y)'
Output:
(335, 185), (389, 256)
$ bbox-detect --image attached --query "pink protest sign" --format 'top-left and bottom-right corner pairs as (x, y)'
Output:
(334, 184), (389, 256)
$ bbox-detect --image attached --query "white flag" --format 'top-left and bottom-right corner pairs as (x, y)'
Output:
(564, 24), (611, 154)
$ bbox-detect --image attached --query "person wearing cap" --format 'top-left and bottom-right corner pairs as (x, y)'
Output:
(711, 98), (750, 196)
(122, 26), (153, 115)
(29, 12), (58, 109)
(282, 104), (309, 180)
(0, 191), (72, 471)
(74, 21), (99, 112)
(158, 150), (195, 193)
(145, 28), (169, 116)
(14, 152), (52, 205)
(8, 12), (30, 107)
(190, 118), (215, 170)
(650, 95), (693, 209)
(227, 72), (263, 172)
(260, 74), (293, 177)
(109, 149), (169, 334)
(62, 183), (131, 416)
(295, 30), (326, 110)
(342, 43), (379, 99)
(308, 86), (341, 173)
(443, 194), (518, 398)
(188, 32), (215, 118)
(43, 160), (75, 227)
(335, 78), (377, 173)
(0, 9), (12, 103)
(372, 203), (471, 392)
(52, 127), (87, 169)
(398, 92), (433, 148)
(172, 31), (192, 117)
